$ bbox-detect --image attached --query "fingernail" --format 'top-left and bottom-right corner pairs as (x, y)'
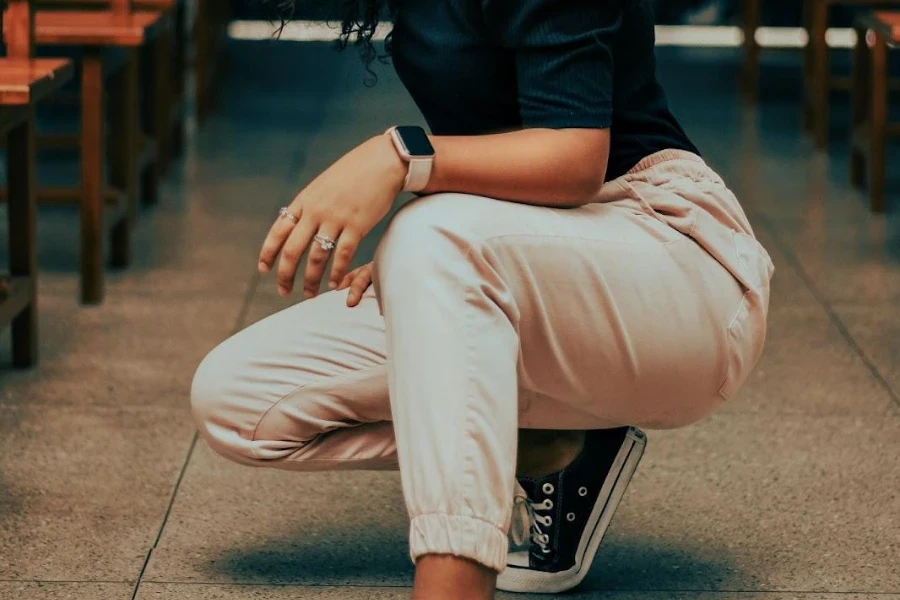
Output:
(278, 286), (289, 297)
(258, 261), (269, 273)
(303, 290), (315, 299)
(328, 281), (337, 290)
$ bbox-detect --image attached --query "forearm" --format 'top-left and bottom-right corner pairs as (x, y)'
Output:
(420, 128), (610, 208)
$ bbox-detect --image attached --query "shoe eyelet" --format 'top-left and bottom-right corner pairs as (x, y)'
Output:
(541, 547), (551, 554)
(566, 512), (576, 522)
(545, 516), (553, 526)
(542, 483), (554, 495)
(545, 499), (553, 510)
(578, 486), (588, 497)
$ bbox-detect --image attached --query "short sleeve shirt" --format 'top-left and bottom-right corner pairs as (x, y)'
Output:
(390, 0), (699, 181)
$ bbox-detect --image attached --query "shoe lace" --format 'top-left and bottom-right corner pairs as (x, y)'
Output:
(511, 486), (555, 555)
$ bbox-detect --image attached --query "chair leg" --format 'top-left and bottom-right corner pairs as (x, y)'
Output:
(80, 51), (105, 304)
(109, 50), (139, 268)
(7, 109), (38, 368)
(155, 28), (174, 176)
(171, 0), (187, 156)
(802, 0), (813, 129)
(849, 25), (869, 188)
(808, 0), (830, 149)
(195, 0), (209, 124)
(740, 0), (760, 102)
(869, 32), (888, 213)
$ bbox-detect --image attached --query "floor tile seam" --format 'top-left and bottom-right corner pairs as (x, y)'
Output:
(751, 211), (900, 415)
(0, 579), (133, 584)
(131, 581), (900, 595)
(127, 74), (345, 599)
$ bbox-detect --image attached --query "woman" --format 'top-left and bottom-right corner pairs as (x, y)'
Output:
(190, 0), (775, 597)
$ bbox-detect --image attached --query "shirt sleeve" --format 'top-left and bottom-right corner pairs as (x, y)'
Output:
(481, 0), (623, 129)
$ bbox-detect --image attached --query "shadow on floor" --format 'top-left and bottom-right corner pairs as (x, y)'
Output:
(208, 528), (743, 591)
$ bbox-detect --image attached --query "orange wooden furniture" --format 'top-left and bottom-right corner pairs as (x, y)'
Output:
(740, 0), (900, 149)
(0, 0), (73, 366)
(803, 0), (900, 149)
(30, 5), (170, 303)
(37, 0), (188, 179)
(850, 11), (900, 212)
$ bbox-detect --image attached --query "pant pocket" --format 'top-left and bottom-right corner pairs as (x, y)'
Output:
(718, 233), (773, 401)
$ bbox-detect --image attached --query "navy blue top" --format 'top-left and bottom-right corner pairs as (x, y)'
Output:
(390, 0), (699, 181)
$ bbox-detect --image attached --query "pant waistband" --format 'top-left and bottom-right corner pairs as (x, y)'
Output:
(626, 149), (705, 175)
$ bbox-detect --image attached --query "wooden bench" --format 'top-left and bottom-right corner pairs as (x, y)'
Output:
(740, 0), (900, 149)
(36, 0), (188, 179)
(30, 8), (169, 304)
(850, 11), (900, 212)
(0, 0), (74, 367)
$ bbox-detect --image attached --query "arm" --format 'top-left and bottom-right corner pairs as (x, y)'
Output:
(420, 128), (610, 208)
(417, 0), (624, 208)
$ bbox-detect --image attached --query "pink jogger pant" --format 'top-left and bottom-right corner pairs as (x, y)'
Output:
(190, 149), (774, 573)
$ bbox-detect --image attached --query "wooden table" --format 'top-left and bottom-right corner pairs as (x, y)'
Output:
(0, 58), (74, 367)
(33, 10), (170, 304)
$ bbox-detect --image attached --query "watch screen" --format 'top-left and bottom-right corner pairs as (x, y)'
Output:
(397, 126), (435, 157)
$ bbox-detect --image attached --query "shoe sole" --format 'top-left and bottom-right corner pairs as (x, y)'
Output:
(496, 426), (647, 594)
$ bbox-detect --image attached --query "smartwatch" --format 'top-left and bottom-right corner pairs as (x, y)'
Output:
(385, 126), (435, 193)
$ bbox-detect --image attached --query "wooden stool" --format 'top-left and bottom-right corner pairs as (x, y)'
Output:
(850, 11), (900, 212)
(0, 0), (73, 366)
(37, 0), (188, 179)
(33, 10), (169, 303)
(739, 0), (900, 148)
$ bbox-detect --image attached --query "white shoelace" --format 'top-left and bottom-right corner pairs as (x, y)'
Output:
(511, 485), (555, 554)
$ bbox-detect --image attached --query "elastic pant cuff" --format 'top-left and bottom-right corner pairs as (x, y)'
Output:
(408, 513), (508, 573)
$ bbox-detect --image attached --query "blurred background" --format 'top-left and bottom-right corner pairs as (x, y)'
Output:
(0, 0), (898, 599)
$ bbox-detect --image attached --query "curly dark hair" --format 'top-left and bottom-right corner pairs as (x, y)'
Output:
(272, 0), (400, 85)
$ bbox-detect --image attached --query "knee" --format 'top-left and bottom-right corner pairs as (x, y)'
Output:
(374, 193), (492, 279)
(189, 340), (260, 465)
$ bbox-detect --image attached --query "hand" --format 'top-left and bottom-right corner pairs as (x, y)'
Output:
(337, 262), (374, 307)
(258, 134), (406, 298)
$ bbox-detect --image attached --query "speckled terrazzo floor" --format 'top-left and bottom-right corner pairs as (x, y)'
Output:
(1, 39), (898, 600)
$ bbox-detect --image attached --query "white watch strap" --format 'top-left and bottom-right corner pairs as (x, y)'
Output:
(403, 156), (433, 193)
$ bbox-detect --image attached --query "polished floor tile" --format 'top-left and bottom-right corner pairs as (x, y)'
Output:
(0, 582), (134, 600)
(0, 39), (898, 600)
(0, 404), (195, 581)
(141, 442), (412, 586)
(136, 583), (899, 600)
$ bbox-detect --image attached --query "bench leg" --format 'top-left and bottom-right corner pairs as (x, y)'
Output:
(869, 32), (888, 214)
(172, 0), (187, 157)
(195, 0), (210, 124)
(80, 51), (105, 305)
(155, 28), (175, 177)
(807, 0), (830, 149)
(740, 0), (760, 102)
(849, 25), (869, 188)
(7, 110), (38, 368)
(109, 49), (139, 267)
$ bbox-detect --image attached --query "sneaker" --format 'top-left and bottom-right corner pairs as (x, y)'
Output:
(497, 426), (646, 594)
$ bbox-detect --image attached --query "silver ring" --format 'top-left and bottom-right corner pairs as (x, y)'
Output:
(278, 206), (298, 225)
(314, 234), (336, 252)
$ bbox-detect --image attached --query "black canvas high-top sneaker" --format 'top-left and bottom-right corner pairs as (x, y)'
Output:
(497, 427), (646, 594)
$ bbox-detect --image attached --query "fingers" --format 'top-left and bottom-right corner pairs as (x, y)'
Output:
(259, 207), (299, 273)
(326, 230), (362, 291)
(276, 217), (317, 297)
(346, 266), (373, 307)
(300, 225), (343, 299)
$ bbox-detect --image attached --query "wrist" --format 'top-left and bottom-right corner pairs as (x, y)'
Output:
(372, 133), (408, 194)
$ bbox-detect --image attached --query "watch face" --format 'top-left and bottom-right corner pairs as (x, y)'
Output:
(396, 126), (435, 157)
